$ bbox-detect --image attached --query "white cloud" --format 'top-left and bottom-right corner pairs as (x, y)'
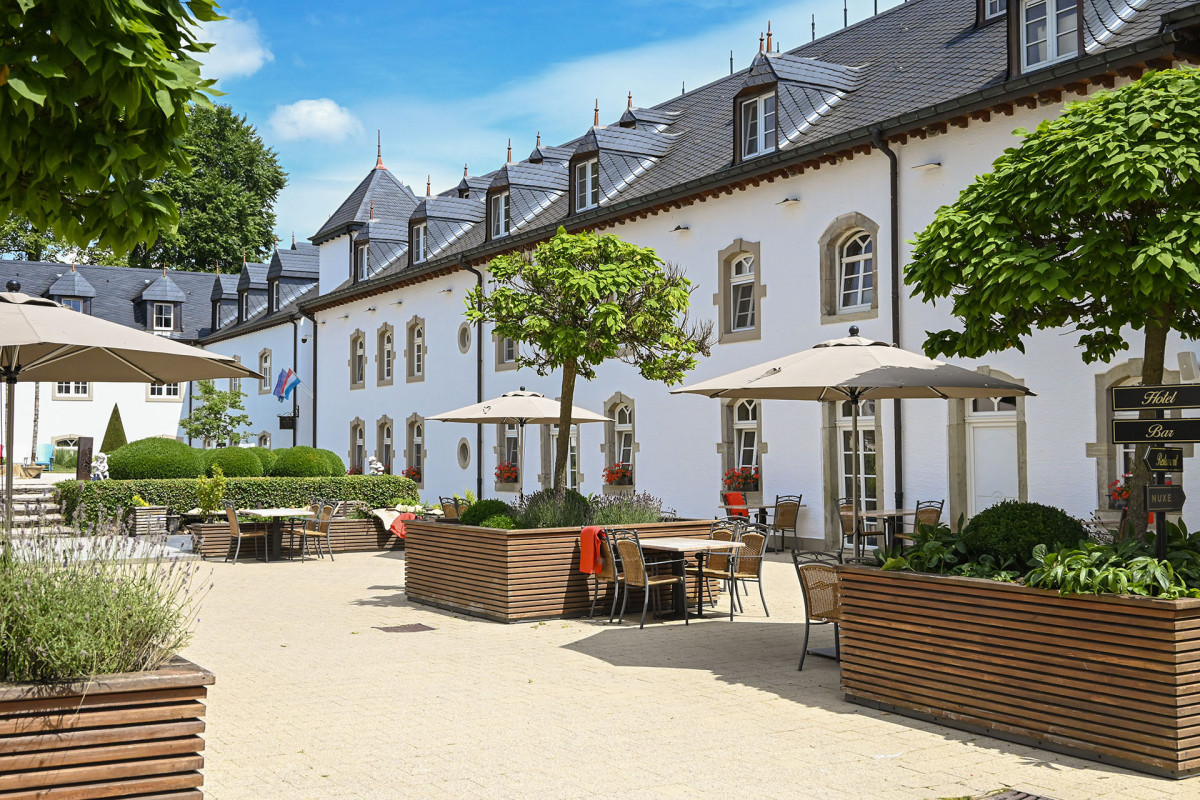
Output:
(269, 99), (363, 143)
(197, 15), (274, 81)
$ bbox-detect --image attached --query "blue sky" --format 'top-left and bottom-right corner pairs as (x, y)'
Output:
(199, 0), (903, 242)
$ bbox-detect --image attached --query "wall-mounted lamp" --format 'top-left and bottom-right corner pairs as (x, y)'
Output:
(440, 288), (454, 294)
(301, 336), (310, 344)
(911, 161), (941, 171)
(671, 224), (690, 232)
(340, 314), (350, 320)
(776, 196), (801, 205)
(367, 306), (377, 312)
(394, 299), (403, 305)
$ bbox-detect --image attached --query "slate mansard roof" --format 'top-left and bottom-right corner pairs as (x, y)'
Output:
(3, 261), (223, 340)
(310, 166), (421, 245)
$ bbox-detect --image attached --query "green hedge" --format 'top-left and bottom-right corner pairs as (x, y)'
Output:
(270, 446), (330, 477)
(57, 475), (420, 526)
(962, 500), (1087, 567)
(206, 447), (264, 478)
(247, 447), (277, 474)
(108, 437), (205, 480)
(317, 448), (346, 476)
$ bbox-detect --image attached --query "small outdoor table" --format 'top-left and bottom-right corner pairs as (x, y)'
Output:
(851, 508), (917, 554)
(640, 537), (745, 620)
(722, 502), (807, 550)
(236, 507), (315, 561)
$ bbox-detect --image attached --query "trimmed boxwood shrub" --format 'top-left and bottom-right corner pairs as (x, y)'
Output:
(206, 447), (264, 478)
(57, 475), (420, 526)
(479, 514), (517, 530)
(247, 447), (277, 475)
(108, 438), (205, 480)
(317, 448), (346, 476)
(961, 500), (1087, 567)
(460, 499), (514, 527)
(270, 446), (331, 477)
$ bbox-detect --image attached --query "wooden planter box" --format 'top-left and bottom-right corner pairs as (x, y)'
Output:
(404, 519), (721, 623)
(189, 517), (394, 559)
(127, 506), (169, 536)
(836, 566), (1200, 779)
(0, 657), (214, 798)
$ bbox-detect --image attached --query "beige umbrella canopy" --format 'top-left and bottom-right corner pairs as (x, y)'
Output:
(0, 283), (261, 538)
(427, 389), (609, 488)
(672, 326), (1034, 549)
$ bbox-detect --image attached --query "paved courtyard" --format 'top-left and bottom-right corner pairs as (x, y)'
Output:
(183, 550), (1193, 800)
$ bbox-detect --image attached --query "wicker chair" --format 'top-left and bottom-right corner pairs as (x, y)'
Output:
(726, 525), (769, 621)
(838, 498), (882, 562)
(769, 494), (802, 552)
(898, 499), (944, 542)
(611, 529), (689, 629)
(224, 504), (268, 563)
(684, 526), (737, 610)
(791, 549), (842, 566)
(588, 530), (625, 623)
(792, 557), (842, 671)
(439, 496), (461, 521)
(288, 500), (323, 561)
(299, 502), (336, 561)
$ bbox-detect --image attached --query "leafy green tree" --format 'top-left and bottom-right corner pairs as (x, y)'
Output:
(178, 380), (251, 446)
(0, 0), (220, 256)
(128, 104), (287, 272)
(467, 228), (712, 498)
(906, 68), (1200, 537)
(100, 404), (128, 453)
(0, 214), (121, 265)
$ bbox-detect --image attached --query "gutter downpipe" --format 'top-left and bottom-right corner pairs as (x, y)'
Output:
(301, 310), (318, 447)
(871, 126), (905, 511)
(291, 314), (301, 447)
(461, 261), (485, 499)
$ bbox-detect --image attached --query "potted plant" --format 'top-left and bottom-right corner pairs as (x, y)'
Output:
(1108, 472), (1132, 509)
(494, 461), (518, 484)
(401, 465), (422, 482)
(126, 493), (170, 536)
(722, 466), (760, 493)
(602, 462), (633, 486)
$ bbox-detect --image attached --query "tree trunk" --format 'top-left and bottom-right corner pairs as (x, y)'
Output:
(29, 382), (39, 463)
(553, 360), (578, 502)
(1126, 319), (1169, 540)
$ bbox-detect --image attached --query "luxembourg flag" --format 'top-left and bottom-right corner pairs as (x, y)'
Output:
(273, 368), (301, 402)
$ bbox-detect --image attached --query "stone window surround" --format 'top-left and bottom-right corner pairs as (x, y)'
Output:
(493, 422), (522, 493)
(257, 431), (271, 449)
(821, 400), (886, 549)
(376, 323), (395, 387)
(145, 382), (183, 403)
(601, 392), (639, 495)
(1085, 358), (1191, 512)
(539, 419), (584, 490)
(229, 355), (243, 394)
(493, 330), (519, 372)
(818, 212), (881, 325)
(404, 315), (426, 383)
(946, 366), (1029, 524)
(713, 239), (766, 345)
(348, 330), (366, 390)
(52, 381), (92, 401)
(377, 414), (394, 474)
(406, 413), (427, 489)
(258, 348), (272, 394)
(348, 417), (366, 471)
(717, 398), (768, 506)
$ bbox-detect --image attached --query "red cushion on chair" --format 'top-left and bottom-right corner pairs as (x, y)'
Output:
(724, 492), (749, 518)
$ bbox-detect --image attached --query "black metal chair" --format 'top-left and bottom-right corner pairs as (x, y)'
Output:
(838, 497), (882, 563)
(588, 530), (625, 623)
(792, 553), (842, 671)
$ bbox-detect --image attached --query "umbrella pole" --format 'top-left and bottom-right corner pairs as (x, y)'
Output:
(518, 420), (525, 496)
(3, 374), (15, 560)
(851, 392), (861, 561)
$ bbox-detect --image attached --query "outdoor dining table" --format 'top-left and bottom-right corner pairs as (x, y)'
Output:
(236, 507), (315, 561)
(640, 537), (745, 620)
(853, 508), (918, 552)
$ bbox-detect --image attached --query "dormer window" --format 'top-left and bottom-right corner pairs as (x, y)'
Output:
(413, 222), (428, 263)
(354, 242), (368, 281)
(490, 192), (511, 238)
(1021, 0), (1078, 70)
(241, 293), (250, 321)
(153, 302), (174, 332)
(575, 159), (600, 212)
(740, 93), (776, 160)
(986, 0), (1007, 18)
(270, 281), (281, 312)
(60, 298), (83, 312)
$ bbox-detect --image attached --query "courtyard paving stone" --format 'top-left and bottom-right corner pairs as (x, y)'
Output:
(182, 550), (1199, 800)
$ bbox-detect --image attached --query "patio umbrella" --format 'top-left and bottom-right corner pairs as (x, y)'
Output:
(427, 388), (609, 488)
(0, 282), (261, 539)
(672, 326), (1033, 549)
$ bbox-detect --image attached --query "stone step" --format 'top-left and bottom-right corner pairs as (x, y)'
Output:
(10, 513), (65, 526)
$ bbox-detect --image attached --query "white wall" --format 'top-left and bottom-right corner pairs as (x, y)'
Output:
(318, 235), (350, 295)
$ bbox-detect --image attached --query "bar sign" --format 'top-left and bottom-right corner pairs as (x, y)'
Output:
(1112, 418), (1200, 444)
(1111, 384), (1200, 411)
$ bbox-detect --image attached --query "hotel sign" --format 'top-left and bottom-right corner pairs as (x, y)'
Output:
(1111, 384), (1200, 412)
(1112, 419), (1200, 444)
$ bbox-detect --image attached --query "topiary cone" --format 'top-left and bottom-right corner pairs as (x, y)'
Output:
(100, 404), (127, 453)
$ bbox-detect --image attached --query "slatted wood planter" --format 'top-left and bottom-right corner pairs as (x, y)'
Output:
(0, 657), (214, 799)
(127, 506), (169, 536)
(836, 566), (1200, 779)
(189, 518), (394, 559)
(404, 519), (721, 623)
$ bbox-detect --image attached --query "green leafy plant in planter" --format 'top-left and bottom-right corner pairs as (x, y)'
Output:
(880, 520), (1022, 582)
(459, 499), (516, 527)
(960, 500), (1087, 566)
(479, 514), (518, 530)
(195, 466), (227, 516)
(513, 489), (590, 529)
(590, 491), (664, 526)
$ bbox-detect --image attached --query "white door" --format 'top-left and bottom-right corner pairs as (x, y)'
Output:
(968, 423), (1019, 516)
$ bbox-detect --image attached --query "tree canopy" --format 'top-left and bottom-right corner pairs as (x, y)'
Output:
(467, 228), (712, 496)
(0, 0), (220, 256)
(906, 68), (1200, 535)
(128, 104), (287, 272)
(0, 213), (122, 264)
(178, 380), (250, 446)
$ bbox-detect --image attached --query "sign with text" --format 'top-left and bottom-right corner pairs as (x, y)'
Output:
(1145, 484), (1186, 513)
(1144, 446), (1185, 473)
(1111, 384), (1200, 411)
(1112, 418), (1200, 444)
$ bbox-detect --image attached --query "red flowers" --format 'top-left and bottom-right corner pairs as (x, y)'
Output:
(602, 462), (633, 485)
(723, 466), (760, 490)
(401, 466), (422, 482)
(1109, 473), (1132, 503)
(495, 461), (518, 483)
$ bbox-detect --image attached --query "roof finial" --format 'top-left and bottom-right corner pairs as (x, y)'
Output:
(273, 235), (280, 252)
(593, 99), (599, 126)
(536, 131), (541, 148)
(812, 13), (816, 41)
(242, 250), (246, 266)
(216, 261), (221, 274)
(426, 175), (431, 196)
(70, 261), (76, 272)
(162, 266), (167, 277)
(766, 21), (772, 52)
(627, 91), (633, 110)
(375, 130), (385, 170)
(759, 31), (764, 53)
(463, 163), (469, 178)
(507, 138), (512, 163)
(291, 231), (296, 248)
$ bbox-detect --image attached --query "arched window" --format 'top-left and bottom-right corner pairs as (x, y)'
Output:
(549, 423), (580, 490)
(715, 239), (764, 344)
(729, 254), (756, 332)
(382, 332), (394, 381)
(406, 317), (427, 382)
(258, 350), (271, 393)
(352, 422), (366, 472)
(615, 404), (634, 467)
(410, 422), (423, 471)
(412, 326), (424, 377)
(733, 400), (759, 470)
(350, 332), (366, 388)
(380, 422), (393, 472)
(257, 432), (271, 448)
(838, 231), (874, 311)
(406, 415), (425, 486)
(836, 399), (877, 511)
